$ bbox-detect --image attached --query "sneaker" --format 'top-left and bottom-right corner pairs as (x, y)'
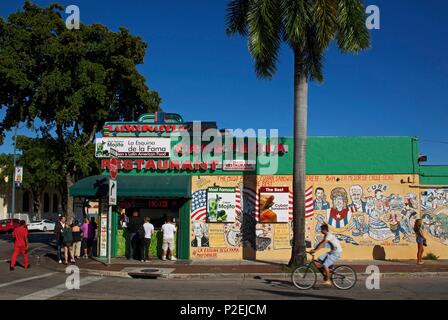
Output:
(58, 260), (62, 264)
(169, 256), (177, 261)
(161, 256), (166, 261)
(71, 259), (75, 263)
(141, 260), (144, 263)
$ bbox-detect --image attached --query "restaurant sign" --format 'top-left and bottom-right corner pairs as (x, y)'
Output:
(95, 137), (170, 158)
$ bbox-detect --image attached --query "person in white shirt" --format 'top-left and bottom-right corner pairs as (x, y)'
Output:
(161, 216), (177, 261)
(311, 224), (343, 286)
(140, 217), (154, 262)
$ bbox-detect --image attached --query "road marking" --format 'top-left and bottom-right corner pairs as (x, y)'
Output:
(0, 272), (57, 289)
(17, 276), (103, 300)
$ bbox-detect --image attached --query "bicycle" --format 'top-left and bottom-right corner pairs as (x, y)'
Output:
(291, 251), (357, 290)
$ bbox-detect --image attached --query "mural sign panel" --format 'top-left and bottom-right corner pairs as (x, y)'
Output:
(258, 187), (290, 223)
(206, 187), (238, 222)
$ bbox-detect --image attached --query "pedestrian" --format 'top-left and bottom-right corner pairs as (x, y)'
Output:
(62, 224), (74, 264)
(89, 217), (98, 256)
(54, 216), (66, 264)
(126, 209), (144, 260)
(161, 216), (177, 261)
(140, 217), (154, 262)
(71, 220), (82, 260)
(414, 219), (427, 265)
(80, 217), (90, 259)
(10, 220), (29, 271)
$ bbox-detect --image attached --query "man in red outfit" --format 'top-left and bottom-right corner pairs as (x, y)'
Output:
(10, 220), (29, 271)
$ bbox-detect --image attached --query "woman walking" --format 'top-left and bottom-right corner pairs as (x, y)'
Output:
(62, 224), (74, 264)
(71, 221), (82, 260)
(414, 219), (427, 265)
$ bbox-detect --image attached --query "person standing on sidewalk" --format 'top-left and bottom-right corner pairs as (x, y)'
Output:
(140, 217), (154, 262)
(62, 224), (74, 264)
(80, 218), (90, 259)
(89, 217), (98, 256)
(127, 210), (144, 260)
(161, 216), (177, 261)
(54, 216), (66, 264)
(414, 219), (427, 265)
(71, 220), (82, 260)
(10, 220), (29, 271)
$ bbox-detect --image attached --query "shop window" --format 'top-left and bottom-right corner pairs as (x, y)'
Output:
(44, 193), (50, 213)
(22, 191), (30, 213)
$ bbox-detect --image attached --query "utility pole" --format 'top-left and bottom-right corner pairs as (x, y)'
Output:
(11, 126), (17, 219)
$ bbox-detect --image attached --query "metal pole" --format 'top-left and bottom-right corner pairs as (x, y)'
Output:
(11, 126), (17, 219)
(108, 205), (112, 265)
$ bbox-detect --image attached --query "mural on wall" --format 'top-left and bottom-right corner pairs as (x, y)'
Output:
(421, 189), (448, 245)
(191, 221), (209, 247)
(312, 176), (419, 247)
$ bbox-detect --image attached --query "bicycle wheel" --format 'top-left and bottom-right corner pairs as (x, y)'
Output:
(291, 266), (317, 290)
(331, 265), (357, 290)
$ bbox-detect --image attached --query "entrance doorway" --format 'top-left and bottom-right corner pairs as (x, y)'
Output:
(113, 197), (190, 260)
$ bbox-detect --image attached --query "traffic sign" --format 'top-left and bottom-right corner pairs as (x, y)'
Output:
(109, 179), (117, 205)
(109, 148), (118, 180)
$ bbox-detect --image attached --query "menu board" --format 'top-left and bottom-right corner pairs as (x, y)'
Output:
(259, 187), (290, 223)
(207, 187), (237, 222)
(273, 224), (291, 249)
(208, 224), (227, 248)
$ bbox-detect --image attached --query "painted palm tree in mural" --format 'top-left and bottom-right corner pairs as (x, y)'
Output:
(226, 0), (370, 265)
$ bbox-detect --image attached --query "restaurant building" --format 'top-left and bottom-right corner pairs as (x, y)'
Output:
(69, 112), (448, 261)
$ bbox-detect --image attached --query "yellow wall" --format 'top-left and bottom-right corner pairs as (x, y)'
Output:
(189, 174), (448, 261)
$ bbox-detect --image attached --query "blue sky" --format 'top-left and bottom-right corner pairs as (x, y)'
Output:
(1, 0), (447, 164)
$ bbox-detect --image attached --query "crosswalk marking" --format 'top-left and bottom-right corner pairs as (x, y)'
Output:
(0, 272), (57, 289)
(17, 276), (102, 300)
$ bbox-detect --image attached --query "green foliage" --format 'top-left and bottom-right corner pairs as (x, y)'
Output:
(0, 2), (161, 213)
(423, 253), (439, 261)
(226, 0), (371, 81)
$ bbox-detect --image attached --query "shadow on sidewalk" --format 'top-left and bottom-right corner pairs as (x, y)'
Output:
(253, 288), (356, 300)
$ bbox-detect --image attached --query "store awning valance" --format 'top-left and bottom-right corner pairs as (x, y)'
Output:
(69, 175), (191, 198)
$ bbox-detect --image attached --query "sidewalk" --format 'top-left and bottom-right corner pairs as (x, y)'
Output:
(37, 254), (448, 279)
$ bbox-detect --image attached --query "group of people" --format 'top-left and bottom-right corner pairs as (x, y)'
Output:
(54, 216), (97, 264)
(122, 209), (177, 261)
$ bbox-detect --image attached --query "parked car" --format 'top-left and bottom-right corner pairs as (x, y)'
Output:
(0, 218), (21, 234)
(27, 219), (56, 232)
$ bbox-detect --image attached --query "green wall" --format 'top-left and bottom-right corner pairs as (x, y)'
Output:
(419, 165), (448, 186)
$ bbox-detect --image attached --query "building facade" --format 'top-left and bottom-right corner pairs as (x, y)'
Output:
(70, 113), (448, 261)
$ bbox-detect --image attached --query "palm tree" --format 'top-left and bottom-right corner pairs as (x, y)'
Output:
(226, 0), (370, 266)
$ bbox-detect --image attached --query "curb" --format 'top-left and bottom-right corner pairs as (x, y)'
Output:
(78, 269), (448, 280)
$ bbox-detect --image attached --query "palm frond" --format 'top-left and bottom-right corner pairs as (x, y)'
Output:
(281, 0), (311, 48)
(312, 0), (338, 51)
(336, 0), (371, 52)
(226, 0), (250, 36)
(247, 0), (282, 79)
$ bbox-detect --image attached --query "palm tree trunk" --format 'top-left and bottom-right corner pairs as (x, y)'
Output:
(289, 48), (308, 266)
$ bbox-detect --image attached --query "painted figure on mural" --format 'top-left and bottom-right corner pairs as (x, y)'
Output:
(314, 187), (330, 210)
(351, 214), (369, 237)
(387, 212), (410, 243)
(433, 190), (447, 209)
(191, 221), (209, 247)
(326, 187), (352, 229)
(365, 195), (394, 241)
(348, 185), (366, 213)
(400, 199), (418, 235)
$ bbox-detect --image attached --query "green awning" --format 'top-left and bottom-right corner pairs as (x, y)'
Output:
(69, 175), (191, 198)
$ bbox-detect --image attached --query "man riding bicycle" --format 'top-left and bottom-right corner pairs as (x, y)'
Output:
(310, 224), (342, 286)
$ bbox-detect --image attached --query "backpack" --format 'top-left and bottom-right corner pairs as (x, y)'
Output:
(137, 225), (146, 239)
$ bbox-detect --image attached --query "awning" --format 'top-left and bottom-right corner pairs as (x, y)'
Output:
(69, 175), (191, 198)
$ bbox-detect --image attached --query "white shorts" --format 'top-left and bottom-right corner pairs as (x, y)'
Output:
(162, 238), (175, 251)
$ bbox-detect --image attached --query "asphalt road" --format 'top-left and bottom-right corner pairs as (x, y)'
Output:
(1, 233), (448, 300)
